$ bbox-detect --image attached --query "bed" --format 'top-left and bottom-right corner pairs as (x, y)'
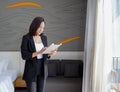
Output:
(0, 76), (14, 92)
(2, 70), (17, 82)
(0, 59), (18, 92)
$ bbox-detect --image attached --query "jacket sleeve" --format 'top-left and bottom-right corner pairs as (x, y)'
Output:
(21, 36), (33, 60)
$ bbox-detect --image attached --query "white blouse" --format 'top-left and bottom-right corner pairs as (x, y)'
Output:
(35, 43), (44, 59)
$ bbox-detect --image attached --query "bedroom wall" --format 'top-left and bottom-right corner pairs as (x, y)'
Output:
(0, 0), (87, 51)
(0, 51), (83, 76)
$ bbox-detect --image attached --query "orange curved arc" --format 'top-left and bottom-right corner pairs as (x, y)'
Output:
(56, 36), (81, 44)
(5, 2), (43, 8)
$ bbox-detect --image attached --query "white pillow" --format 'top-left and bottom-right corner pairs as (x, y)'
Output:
(2, 59), (9, 72)
(0, 59), (9, 73)
(0, 60), (5, 74)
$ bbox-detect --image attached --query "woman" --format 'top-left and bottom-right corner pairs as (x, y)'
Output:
(21, 17), (57, 92)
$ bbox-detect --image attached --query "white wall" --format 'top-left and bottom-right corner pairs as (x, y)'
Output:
(0, 51), (84, 76)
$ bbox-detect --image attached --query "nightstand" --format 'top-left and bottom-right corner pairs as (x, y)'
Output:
(14, 76), (26, 87)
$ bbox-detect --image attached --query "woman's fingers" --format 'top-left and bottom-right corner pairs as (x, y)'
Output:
(40, 47), (47, 53)
(49, 49), (57, 56)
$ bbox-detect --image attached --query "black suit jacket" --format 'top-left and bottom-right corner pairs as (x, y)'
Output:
(21, 33), (49, 82)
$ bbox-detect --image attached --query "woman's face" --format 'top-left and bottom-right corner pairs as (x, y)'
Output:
(36, 22), (45, 35)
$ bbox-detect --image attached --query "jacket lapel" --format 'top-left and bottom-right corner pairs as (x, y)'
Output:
(29, 35), (36, 52)
(41, 35), (47, 47)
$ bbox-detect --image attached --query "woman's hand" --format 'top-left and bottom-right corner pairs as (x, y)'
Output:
(38, 47), (47, 54)
(32, 47), (47, 58)
(48, 49), (57, 57)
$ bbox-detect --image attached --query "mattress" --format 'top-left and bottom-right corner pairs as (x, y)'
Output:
(0, 76), (14, 92)
(2, 69), (17, 82)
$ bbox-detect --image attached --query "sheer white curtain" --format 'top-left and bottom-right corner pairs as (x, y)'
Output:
(82, 0), (97, 92)
(92, 0), (112, 92)
(83, 0), (113, 92)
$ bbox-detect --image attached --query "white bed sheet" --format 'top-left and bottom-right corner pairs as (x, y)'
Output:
(2, 70), (17, 82)
(0, 76), (14, 92)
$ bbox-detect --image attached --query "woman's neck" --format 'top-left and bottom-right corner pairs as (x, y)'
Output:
(33, 35), (42, 43)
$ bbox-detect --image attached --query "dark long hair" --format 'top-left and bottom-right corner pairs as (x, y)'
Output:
(29, 17), (45, 36)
